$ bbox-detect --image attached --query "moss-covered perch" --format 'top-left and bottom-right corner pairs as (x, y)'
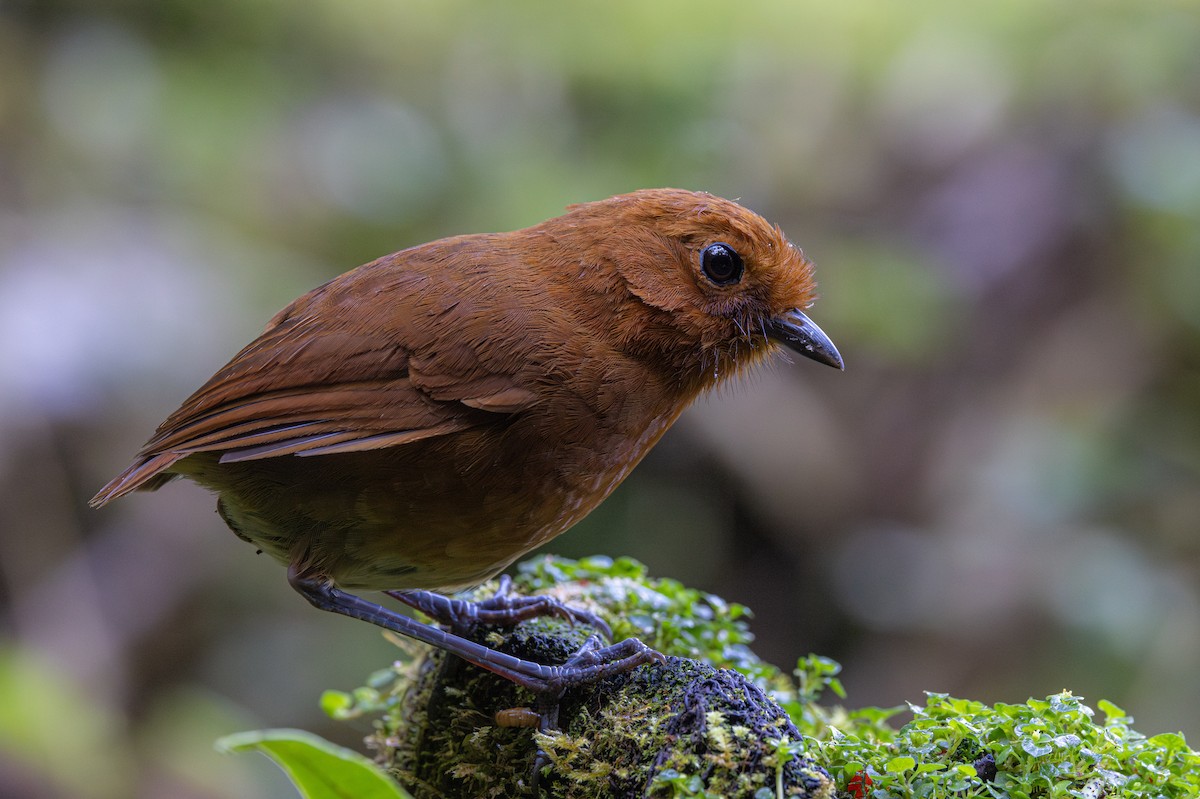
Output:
(305, 556), (1200, 799)
(337, 556), (832, 798)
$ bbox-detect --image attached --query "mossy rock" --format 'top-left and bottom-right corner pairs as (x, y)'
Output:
(368, 562), (832, 798)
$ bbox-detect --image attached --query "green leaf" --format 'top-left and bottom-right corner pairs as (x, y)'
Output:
(1147, 732), (1187, 753)
(319, 690), (354, 719)
(1096, 699), (1126, 723)
(216, 729), (412, 799)
(1021, 733), (1053, 757)
(885, 756), (916, 773)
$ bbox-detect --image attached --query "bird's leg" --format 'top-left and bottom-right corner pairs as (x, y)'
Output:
(528, 686), (567, 789)
(525, 635), (631, 785)
(384, 574), (613, 640)
(289, 566), (661, 696)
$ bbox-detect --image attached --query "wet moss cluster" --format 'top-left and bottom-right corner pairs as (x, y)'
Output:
(535, 658), (832, 798)
(363, 558), (832, 798)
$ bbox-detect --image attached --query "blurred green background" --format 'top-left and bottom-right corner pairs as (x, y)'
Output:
(2, 0), (1200, 796)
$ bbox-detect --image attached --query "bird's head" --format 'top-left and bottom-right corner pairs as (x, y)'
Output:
(563, 188), (842, 389)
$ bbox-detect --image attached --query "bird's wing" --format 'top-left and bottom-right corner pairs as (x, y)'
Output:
(91, 257), (539, 506)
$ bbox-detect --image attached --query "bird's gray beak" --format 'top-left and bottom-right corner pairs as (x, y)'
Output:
(767, 309), (844, 370)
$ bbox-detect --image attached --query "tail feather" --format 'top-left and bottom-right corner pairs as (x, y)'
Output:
(89, 452), (187, 507)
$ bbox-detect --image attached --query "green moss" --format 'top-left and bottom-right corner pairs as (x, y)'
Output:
(326, 556), (1200, 799)
(510, 556), (786, 690)
(543, 658), (831, 798)
(376, 647), (833, 798)
(331, 556), (829, 798)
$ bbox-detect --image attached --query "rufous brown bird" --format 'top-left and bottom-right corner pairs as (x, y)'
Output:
(90, 188), (842, 697)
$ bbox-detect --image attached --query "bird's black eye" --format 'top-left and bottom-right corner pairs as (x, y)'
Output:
(700, 242), (744, 286)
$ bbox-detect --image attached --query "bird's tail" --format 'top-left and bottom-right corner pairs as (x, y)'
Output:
(89, 452), (186, 507)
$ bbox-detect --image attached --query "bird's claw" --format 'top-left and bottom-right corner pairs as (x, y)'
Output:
(386, 576), (613, 640)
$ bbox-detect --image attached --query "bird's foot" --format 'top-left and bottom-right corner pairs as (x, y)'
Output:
(542, 632), (665, 693)
(385, 574), (613, 639)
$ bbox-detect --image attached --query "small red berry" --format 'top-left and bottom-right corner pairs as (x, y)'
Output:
(846, 770), (873, 798)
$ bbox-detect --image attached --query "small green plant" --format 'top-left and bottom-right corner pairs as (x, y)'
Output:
(512, 555), (783, 687)
(791, 661), (1200, 798)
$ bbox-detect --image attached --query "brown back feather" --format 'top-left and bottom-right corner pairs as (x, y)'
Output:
(89, 241), (541, 507)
